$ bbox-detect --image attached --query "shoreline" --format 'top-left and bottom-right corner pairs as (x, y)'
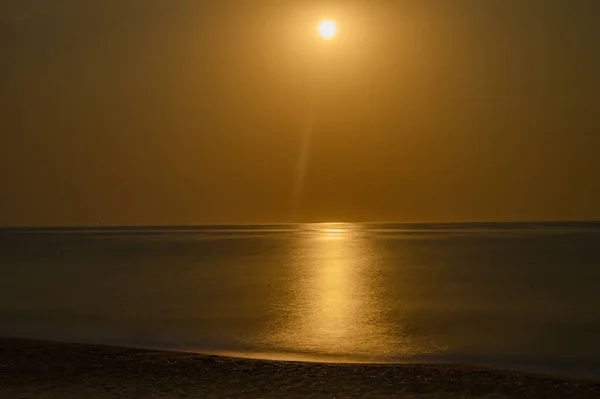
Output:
(1, 338), (598, 398)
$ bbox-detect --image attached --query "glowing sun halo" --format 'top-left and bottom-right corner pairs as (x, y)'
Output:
(318, 20), (337, 39)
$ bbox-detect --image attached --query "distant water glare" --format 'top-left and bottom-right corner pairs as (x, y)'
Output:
(1, 222), (600, 379)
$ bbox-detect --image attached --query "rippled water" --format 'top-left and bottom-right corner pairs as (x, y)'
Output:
(1, 222), (599, 378)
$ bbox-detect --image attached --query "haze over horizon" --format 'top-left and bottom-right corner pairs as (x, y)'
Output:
(1, 1), (599, 226)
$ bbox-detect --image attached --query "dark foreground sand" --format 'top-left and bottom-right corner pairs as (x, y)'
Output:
(0, 339), (598, 399)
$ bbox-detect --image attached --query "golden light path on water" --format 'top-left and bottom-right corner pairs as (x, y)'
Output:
(253, 223), (439, 362)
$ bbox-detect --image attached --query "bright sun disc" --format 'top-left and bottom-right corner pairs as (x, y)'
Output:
(318, 20), (337, 39)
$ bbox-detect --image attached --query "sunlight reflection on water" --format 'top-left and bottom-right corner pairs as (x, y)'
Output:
(264, 223), (440, 360)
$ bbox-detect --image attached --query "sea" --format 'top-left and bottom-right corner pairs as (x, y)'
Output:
(1, 222), (599, 379)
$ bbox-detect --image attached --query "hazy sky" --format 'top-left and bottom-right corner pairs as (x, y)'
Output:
(1, 0), (599, 225)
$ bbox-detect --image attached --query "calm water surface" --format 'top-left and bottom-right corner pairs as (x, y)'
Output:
(1, 222), (599, 379)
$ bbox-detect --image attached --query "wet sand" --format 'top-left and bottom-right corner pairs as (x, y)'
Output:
(0, 339), (598, 398)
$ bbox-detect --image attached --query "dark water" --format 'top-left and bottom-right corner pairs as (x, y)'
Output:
(1, 222), (599, 379)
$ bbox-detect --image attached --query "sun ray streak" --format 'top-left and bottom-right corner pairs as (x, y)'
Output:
(291, 111), (316, 219)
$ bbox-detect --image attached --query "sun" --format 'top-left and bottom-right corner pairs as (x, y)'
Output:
(318, 20), (337, 39)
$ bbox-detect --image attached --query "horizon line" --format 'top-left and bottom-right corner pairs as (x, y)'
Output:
(1, 220), (600, 230)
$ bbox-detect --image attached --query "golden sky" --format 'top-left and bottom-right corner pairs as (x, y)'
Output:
(1, 1), (599, 225)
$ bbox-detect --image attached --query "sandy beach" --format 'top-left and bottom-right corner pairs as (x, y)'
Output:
(0, 339), (598, 399)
